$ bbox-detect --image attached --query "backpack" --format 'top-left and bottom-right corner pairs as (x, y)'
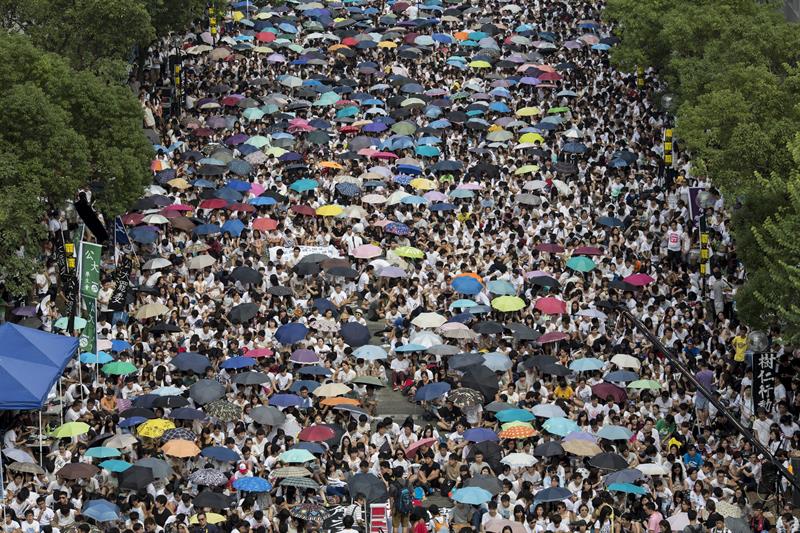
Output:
(395, 483), (413, 516)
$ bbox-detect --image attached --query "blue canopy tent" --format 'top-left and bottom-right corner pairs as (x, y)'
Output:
(0, 323), (78, 496)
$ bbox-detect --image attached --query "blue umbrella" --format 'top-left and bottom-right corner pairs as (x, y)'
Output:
(220, 356), (256, 370)
(276, 322), (309, 344)
(111, 339), (131, 352)
(226, 179), (251, 191)
(542, 417), (580, 436)
(233, 476), (273, 492)
(604, 469), (643, 485)
(130, 228), (158, 244)
(222, 219), (245, 236)
(250, 196), (277, 206)
(336, 182), (361, 197)
(482, 352), (512, 372)
(293, 442), (325, 454)
(290, 178), (319, 192)
(290, 380), (321, 393)
(597, 425), (634, 441)
(83, 500), (121, 522)
(269, 394), (302, 407)
(395, 343), (426, 353)
(201, 446), (241, 462)
(452, 276), (483, 295)
(451, 487), (493, 504)
(119, 417), (147, 428)
(297, 365), (332, 376)
(495, 409), (535, 423)
(171, 352), (211, 373)
(569, 358), (605, 372)
(99, 460), (132, 472)
(80, 351), (114, 364)
(85, 447), (121, 458)
(194, 224), (221, 236)
(463, 428), (498, 443)
(414, 382), (451, 402)
(353, 345), (388, 360)
(608, 483), (647, 495)
(604, 370), (639, 382)
(340, 322), (371, 347)
(169, 407), (206, 421)
(487, 280), (516, 295)
(597, 216), (623, 227)
(534, 487), (572, 503)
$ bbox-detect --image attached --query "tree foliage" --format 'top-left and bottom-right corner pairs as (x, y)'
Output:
(605, 0), (800, 338)
(0, 34), (152, 295)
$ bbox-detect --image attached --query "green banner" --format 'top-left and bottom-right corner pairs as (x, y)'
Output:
(80, 241), (102, 298)
(78, 296), (96, 354)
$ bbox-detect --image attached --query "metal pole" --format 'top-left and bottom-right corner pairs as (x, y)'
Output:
(38, 410), (43, 460)
(614, 305), (800, 493)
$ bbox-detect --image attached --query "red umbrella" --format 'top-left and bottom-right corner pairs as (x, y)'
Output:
(291, 205), (316, 216)
(298, 425), (335, 442)
(163, 204), (193, 212)
(256, 31), (276, 43)
(535, 243), (564, 253)
(573, 246), (603, 256)
(539, 72), (562, 81)
(121, 213), (144, 225)
(623, 273), (655, 286)
(199, 199), (228, 209)
(193, 128), (214, 138)
(405, 437), (437, 457)
(591, 383), (627, 403)
(228, 202), (255, 213)
(246, 347), (273, 358)
(538, 331), (568, 344)
(535, 297), (567, 315)
(253, 218), (278, 231)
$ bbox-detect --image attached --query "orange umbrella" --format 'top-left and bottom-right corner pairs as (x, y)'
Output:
(162, 439), (201, 458)
(327, 44), (350, 52)
(319, 161), (344, 170)
(320, 397), (360, 407)
(453, 272), (484, 284)
(498, 426), (537, 439)
(454, 31), (469, 40)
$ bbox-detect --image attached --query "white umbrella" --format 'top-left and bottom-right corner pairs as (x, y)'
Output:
(411, 312), (447, 329)
(501, 453), (537, 468)
(105, 434), (138, 448)
(143, 214), (169, 225)
(611, 353), (641, 370)
(188, 254), (216, 270)
(409, 331), (443, 348)
(636, 463), (668, 476)
(142, 258), (172, 270)
(666, 512), (689, 532)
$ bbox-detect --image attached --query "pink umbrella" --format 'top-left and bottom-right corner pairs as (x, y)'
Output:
(249, 183), (265, 196)
(535, 297), (567, 315)
(423, 191), (448, 202)
(573, 246), (603, 256)
(352, 244), (382, 259)
(372, 151), (398, 159)
(405, 437), (437, 457)
(525, 270), (552, 278)
(623, 273), (655, 286)
(246, 348), (274, 358)
(372, 219), (392, 227)
(457, 182), (483, 190)
(538, 331), (568, 344)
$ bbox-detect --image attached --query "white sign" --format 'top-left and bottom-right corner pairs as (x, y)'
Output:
(268, 245), (341, 262)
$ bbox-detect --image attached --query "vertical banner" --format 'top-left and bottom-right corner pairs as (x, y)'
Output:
(80, 242), (103, 299)
(753, 352), (777, 415)
(688, 187), (705, 223)
(78, 296), (97, 354)
(109, 256), (133, 311)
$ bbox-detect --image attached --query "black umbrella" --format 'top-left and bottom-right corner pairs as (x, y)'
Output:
(540, 363), (571, 377)
(152, 395), (189, 409)
(193, 490), (231, 510)
(587, 452), (628, 471)
(464, 475), (502, 495)
(522, 355), (557, 370)
(189, 379), (226, 405)
(466, 441), (503, 476)
(346, 473), (389, 503)
(119, 407), (156, 419)
(293, 262), (321, 276)
(484, 401), (515, 412)
(506, 323), (540, 341)
(232, 372), (270, 385)
(472, 321), (504, 335)
(151, 322), (180, 333)
(533, 441), (565, 458)
(228, 302), (259, 323)
(326, 266), (358, 278)
(250, 405), (286, 426)
(267, 286), (294, 297)
(340, 322), (371, 347)
(461, 365), (499, 402)
(449, 353), (483, 370)
(171, 352), (211, 374)
(230, 266), (262, 285)
(118, 465), (154, 491)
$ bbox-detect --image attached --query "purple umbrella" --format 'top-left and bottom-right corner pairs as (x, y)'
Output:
(225, 134), (248, 146)
(563, 431), (597, 442)
(12, 306), (37, 317)
(464, 428), (499, 443)
(290, 349), (319, 364)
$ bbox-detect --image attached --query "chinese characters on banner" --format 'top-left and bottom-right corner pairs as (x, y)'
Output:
(109, 256), (133, 311)
(80, 242), (103, 299)
(753, 352), (777, 415)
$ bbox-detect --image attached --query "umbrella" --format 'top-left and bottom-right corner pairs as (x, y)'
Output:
(628, 379), (662, 390)
(587, 452), (629, 471)
(233, 477), (272, 492)
(464, 428), (498, 443)
(491, 296), (525, 312)
(534, 486), (572, 503)
(346, 472), (389, 503)
(250, 406), (286, 426)
(137, 418), (175, 439)
(8, 462), (45, 474)
(542, 417), (579, 436)
(57, 463), (100, 480)
(189, 379), (226, 404)
(193, 490), (231, 510)
(205, 399), (243, 421)
(189, 468), (228, 487)
(52, 422), (90, 438)
(611, 353), (641, 370)
(604, 370), (640, 382)
(500, 453), (537, 468)
(298, 425), (335, 442)
(451, 487), (493, 504)
(531, 404), (566, 418)
(162, 439), (201, 458)
(273, 466), (313, 478)
(592, 383), (627, 403)
(339, 322), (371, 347)
(83, 500), (121, 522)
(636, 463), (669, 476)
(99, 459), (132, 472)
(290, 503), (329, 526)
(566, 256), (596, 272)
(561, 439), (602, 456)
(280, 477), (319, 489)
(404, 437), (438, 457)
(85, 447), (121, 459)
(275, 322), (309, 344)
(414, 382), (451, 402)
(605, 469), (644, 485)
(279, 449), (316, 463)
(533, 442), (565, 458)
(118, 465), (154, 490)
(135, 457), (173, 479)
(313, 383), (351, 397)
(448, 388), (484, 408)
(201, 446), (240, 462)
(608, 483), (648, 495)
(495, 409), (535, 423)
(171, 352), (211, 373)
(597, 425), (634, 441)
(461, 365), (499, 401)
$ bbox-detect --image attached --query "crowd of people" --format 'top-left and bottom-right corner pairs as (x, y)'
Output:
(2, 0), (800, 532)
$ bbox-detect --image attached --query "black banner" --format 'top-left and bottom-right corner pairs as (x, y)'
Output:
(322, 506), (346, 533)
(53, 231), (79, 320)
(109, 256), (133, 311)
(753, 352), (777, 415)
(75, 192), (109, 243)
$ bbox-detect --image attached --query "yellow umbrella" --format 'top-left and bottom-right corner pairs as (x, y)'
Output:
(232, 10), (244, 21)
(254, 46), (274, 54)
(515, 106), (541, 117)
(316, 205), (344, 217)
(519, 133), (545, 144)
(313, 383), (352, 397)
(162, 439), (201, 458)
(410, 178), (436, 190)
(378, 41), (397, 48)
(319, 161), (344, 170)
(514, 164), (540, 175)
(190, 513), (226, 525)
(469, 60), (491, 68)
(167, 178), (190, 190)
(137, 419), (175, 439)
(491, 296), (526, 312)
(395, 246), (425, 259)
(265, 147), (287, 157)
(501, 421), (533, 430)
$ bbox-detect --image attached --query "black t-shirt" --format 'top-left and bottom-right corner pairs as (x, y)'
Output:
(153, 507), (172, 527)
(421, 462), (441, 486)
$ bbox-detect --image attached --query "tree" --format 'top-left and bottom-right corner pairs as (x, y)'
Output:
(0, 34), (152, 295)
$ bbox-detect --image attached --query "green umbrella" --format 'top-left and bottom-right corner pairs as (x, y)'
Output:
(351, 376), (385, 387)
(247, 135), (270, 148)
(102, 361), (138, 376)
(566, 256), (596, 272)
(491, 296), (526, 312)
(627, 379), (662, 390)
(52, 422), (90, 438)
(54, 317), (88, 330)
(313, 91), (339, 106)
(391, 121), (417, 135)
(548, 107), (570, 114)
